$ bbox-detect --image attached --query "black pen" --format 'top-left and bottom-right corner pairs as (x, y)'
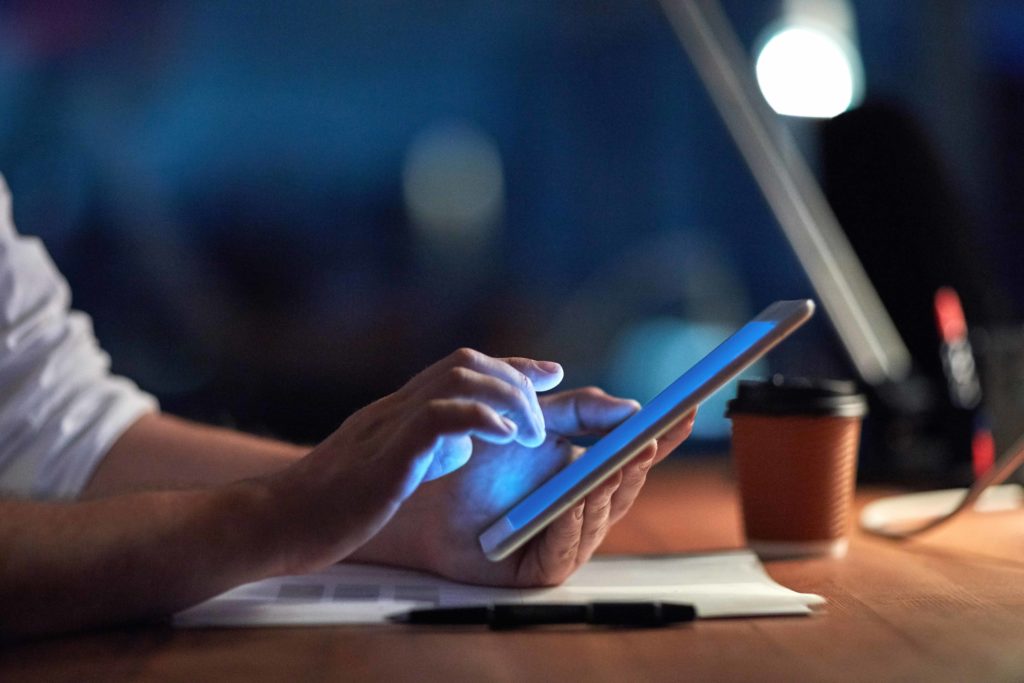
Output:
(388, 602), (697, 630)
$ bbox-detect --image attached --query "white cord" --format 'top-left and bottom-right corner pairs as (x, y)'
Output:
(860, 432), (1024, 539)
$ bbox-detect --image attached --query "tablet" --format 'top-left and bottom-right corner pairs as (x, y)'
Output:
(478, 299), (816, 561)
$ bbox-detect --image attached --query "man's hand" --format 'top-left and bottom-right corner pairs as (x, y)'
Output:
(264, 348), (566, 574)
(349, 387), (695, 586)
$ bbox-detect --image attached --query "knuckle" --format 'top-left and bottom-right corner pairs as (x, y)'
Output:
(511, 386), (534, 413)
(584, 519), (610, 542)
(590, 494), (614, 518)
(484, 372), (520, 402)
(450, 347), (481, 366)
(446, 366), (474, 390)
(419, 399), (448, 426)
(580, 386), (605, 398)
(515, 370), (534, 395)
(558, 538), (581, 562)
(623, 462), (648, 487)
(571, 502), (586, 522)
(466, 401), (491, 423)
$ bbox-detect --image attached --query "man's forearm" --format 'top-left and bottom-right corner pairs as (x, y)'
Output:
(83, 413), (308, 498)
(0, 480), (292, 639)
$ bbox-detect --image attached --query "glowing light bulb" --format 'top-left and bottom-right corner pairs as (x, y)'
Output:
(755, 25), (862, 119)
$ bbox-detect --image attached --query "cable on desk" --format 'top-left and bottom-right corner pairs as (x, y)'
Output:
(860, 431), (1024, 539)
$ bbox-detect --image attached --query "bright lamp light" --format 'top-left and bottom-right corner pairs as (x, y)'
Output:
(755, 25), (862, 119)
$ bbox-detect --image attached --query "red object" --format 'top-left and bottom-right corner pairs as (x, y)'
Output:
(934, 287), (968, 344)
(972, 429), (995, 480)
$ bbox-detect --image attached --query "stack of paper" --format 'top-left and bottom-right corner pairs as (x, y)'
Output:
(174, 549), (824, 628)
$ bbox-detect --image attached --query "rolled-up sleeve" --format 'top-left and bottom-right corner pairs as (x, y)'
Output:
(0, 176), (158, 499)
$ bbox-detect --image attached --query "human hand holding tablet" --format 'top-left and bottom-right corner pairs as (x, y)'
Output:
(479, 299), (816, 561)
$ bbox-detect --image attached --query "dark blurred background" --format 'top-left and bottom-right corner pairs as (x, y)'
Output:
(1, 0), (1022, 454)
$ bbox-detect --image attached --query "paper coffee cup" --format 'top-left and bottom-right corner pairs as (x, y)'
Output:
(726, 376), (867, 559)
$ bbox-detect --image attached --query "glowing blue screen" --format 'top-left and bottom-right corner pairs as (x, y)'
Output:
(506, 320), (778, 529)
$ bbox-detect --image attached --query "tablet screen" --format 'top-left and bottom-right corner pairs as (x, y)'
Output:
(505, 319), (778, 529)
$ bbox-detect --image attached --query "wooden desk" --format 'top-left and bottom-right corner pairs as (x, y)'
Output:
(3, 457), (1023, 682)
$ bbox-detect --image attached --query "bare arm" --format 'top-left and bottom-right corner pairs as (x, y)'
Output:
(0, 481), (284, 639)
(82, 413), (307, 498)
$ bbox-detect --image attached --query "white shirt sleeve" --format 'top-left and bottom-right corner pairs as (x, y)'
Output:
(0, 175), (158, 499)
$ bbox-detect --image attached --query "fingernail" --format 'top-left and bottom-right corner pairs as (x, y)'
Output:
(500, 417), (518, 434)
(536, 361), (562, 374)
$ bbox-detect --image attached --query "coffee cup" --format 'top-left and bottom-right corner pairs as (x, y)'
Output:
(726, 376), (868, 559)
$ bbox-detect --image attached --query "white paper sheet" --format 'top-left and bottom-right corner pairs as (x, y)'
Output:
(174, 549), (824, 628)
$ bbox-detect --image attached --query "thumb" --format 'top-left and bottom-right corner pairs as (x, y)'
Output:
(540, 387), (641, 436)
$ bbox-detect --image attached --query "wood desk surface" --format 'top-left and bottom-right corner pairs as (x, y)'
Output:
(3, 457), (1023, 682)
